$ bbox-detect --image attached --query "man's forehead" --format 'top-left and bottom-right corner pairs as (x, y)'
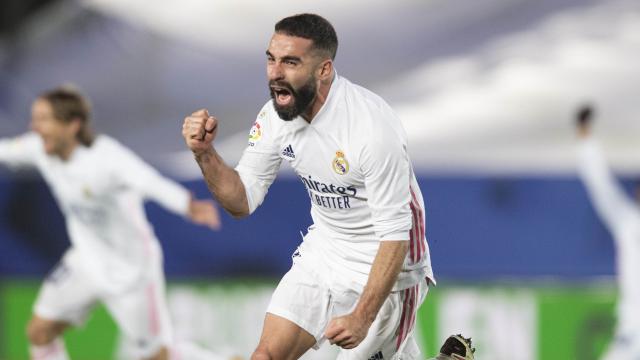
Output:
(32, 98), (51, 112)
(268, 33), (313, 56)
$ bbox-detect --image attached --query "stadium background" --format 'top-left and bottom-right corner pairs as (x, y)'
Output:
(1, 0), (640, 359)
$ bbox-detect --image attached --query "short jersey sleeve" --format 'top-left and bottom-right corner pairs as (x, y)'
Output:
(235, 102), (283, 214)
(0, 132), (41, 168)
(360, 111), (412, 241)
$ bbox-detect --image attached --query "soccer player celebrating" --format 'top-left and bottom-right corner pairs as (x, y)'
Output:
(182, 13), (434, 359)
(0, 87), (222, 360)
(575, 104), (640, 359)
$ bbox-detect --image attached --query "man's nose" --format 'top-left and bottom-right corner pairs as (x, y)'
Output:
(268, 63), (284, 81)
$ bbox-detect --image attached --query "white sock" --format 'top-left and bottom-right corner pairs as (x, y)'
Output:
(29, 338), (70, 360)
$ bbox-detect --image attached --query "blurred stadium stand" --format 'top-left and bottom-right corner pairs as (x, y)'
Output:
(0, 175), (628, 280)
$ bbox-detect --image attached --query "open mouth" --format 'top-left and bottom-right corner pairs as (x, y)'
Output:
(271, 85), (293, 107)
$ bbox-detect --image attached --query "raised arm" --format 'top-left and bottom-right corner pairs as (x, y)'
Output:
(109, 137), (221, 229)
(182, 109), (251, 218)
(575, 105), (635, 230)
(0, 133), (40, 168)
(577, 138), (634, 229)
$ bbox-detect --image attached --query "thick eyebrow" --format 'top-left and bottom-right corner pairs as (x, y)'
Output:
(265, 50), (302, 63)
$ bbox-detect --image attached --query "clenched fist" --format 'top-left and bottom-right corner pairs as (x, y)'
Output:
(182, 109), (218, 156)
(325, 312), (371, 349)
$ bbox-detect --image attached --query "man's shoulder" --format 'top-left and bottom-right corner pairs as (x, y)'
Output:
(335, 77), (407, 151)
(244, 100), (287, 148)
(253, 100), (288, 132)
(89, 135), (139, 161)
(256, 100), (278, 122)
(338, 76), (391, 112)
(338, 77), (400, 133)
(91, 134), (121, 152)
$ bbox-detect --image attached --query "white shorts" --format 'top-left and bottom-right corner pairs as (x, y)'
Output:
(33, 253), (172, 358)
(267, 261), (429, 360)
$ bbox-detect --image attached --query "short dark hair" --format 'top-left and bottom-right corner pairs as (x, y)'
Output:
(275, 13), (338, 60)
(39, 86), (95, 146)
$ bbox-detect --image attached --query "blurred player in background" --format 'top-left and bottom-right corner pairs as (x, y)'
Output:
(183, 13), (434, 360)
(426, 334), (475, 360)
(0, 87), (225, 360)
(575, 104), (640, 360)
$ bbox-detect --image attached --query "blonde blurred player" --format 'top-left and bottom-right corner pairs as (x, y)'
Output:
(0, 87), (225, 360)
(575, 105), (640, 360)
(183, 13), (434, 360)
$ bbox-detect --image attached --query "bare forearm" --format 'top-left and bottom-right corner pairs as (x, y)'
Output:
(195, 148), (250, 218)
(354, 240), (408, 323)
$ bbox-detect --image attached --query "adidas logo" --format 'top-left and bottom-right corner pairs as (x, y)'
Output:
(282, 144), (296, 159)
(367, 351), (383, 360)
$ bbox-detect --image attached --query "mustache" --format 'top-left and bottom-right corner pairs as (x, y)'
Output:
(269, 80), (296, 93)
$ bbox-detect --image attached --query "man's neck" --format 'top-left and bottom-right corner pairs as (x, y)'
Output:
(58, 141), (79, 161)
(302, 71), (335, 123)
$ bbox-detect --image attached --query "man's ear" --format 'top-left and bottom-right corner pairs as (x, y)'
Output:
(317, 59), (333, 81)
(68, 117), (82, 137)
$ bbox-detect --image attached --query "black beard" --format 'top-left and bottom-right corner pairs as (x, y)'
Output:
(269, 78), (316, 121)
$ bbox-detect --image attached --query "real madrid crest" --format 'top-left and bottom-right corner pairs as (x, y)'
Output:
(332, 151), (349, 175)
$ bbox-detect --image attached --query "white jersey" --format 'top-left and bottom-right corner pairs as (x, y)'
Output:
(236, 73), (434, 291)
(578, 138), (640, 333)
(0, 133), (190, 293)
